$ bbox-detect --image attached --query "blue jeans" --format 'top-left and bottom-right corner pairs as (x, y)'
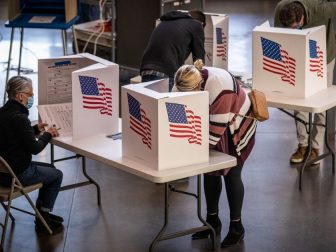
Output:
(141, 75), (174, 92)
(2, 162), (63, 212)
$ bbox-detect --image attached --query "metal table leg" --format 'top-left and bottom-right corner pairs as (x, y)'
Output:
(4, 28), (15, 104)
(149, 175), (216, 251)
(299, 112), (312, 190)
(18, 28), (24, 75)
(50, 144), (101, 206)
(149, 182), (169, 252)
(62, 29), (68, 55)
(325, 111), (336, 174)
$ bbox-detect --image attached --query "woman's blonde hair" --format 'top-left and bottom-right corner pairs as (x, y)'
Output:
(174, 59), (204, 92)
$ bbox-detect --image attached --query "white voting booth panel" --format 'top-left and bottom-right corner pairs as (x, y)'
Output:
(178, 12), (228, 69)
(252, 22), (327, 98)
(38, 53), (119, 139)
(121, 80), (209, 171)
(72, 63), (119, 140)
(204, 12), (229, 69)
(38, 53), (115, 105)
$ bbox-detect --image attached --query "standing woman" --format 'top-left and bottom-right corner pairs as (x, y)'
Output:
(173, 60), (257, 247)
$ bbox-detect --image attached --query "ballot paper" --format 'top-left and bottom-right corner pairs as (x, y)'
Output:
(38, 103), (72, 137)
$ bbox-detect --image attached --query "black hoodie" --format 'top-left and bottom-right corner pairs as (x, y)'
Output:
(0, 100), (52, 175)
(140, 11), (205, 78)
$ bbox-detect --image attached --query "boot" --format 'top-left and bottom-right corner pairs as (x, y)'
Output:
(221, 219), (245, 247)
(35, 212), (64, 235)
(36, 205), (64, 223)
(192, 214), (222, 240)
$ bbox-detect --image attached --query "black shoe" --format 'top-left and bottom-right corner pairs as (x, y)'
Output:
(35, 220), (64, 235)
(192, 215), (222, 240)
(35, 224), (64, 235)
(36, 206), (64, 223)
(221, 220), (245, 247)
(48, 212), (64, 223)
(36, 212), (64, 228)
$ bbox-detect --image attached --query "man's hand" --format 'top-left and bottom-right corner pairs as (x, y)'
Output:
(46, 127), (60, 138)
(37, 122), (48, 132)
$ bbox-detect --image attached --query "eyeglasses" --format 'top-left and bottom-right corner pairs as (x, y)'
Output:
(21, 92), (34, 97)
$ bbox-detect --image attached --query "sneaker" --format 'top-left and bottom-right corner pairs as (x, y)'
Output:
(221, 220), (244, 247)
(290, 145), (307, 163)
(309, 148), (320, 165)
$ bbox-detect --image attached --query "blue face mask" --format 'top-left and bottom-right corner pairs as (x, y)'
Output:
(27, 96), (34, 109)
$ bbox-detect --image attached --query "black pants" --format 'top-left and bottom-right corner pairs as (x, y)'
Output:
(204, 164), (244, 220)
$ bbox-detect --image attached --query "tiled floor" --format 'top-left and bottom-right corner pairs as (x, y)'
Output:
(1, 1), (336, 252)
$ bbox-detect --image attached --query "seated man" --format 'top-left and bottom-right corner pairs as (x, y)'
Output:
(0, 76), (64, 234)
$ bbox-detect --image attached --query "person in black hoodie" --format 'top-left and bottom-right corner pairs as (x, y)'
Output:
(0, 76), (64, 234)
(140, 10), (206, 91)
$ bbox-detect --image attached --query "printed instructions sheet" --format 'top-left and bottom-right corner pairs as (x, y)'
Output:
(38, 103), (72, 137)
(46, 61), (78, 104)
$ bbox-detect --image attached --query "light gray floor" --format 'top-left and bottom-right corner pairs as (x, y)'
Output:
(1, 1), (336, 252)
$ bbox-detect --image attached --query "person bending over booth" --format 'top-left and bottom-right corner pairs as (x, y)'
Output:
(140, 10), (206, 91)
(0, 76), (64, 234)
(274, 0), (336, 164)
(173, 60), (257, 247)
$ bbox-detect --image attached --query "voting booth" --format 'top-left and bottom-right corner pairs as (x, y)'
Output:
(121, 80), (209, 171)
(38, 53), (119, 139)
(204, 12), (229, 69)
(7, 0), (78, 26)
(252, 21), (327, 98)
(185, 12), (229, 69)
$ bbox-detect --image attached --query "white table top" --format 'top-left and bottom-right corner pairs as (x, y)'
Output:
(52, 134), (237, 183)
(265, 86), (336, 113)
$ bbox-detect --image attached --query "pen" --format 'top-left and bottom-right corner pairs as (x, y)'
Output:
(56, 128), (61, 130)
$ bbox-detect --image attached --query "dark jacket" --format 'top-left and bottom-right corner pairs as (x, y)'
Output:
(274, 0), (336, 63)
(0, 100), (51, 175)
(140, 11), (205, 78)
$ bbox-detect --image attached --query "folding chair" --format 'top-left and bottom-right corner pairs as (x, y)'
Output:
(0, 156), (52, 249)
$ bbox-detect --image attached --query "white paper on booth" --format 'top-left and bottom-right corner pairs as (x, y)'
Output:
(38, 55), (101, 105)
(29, 16), (56, 23)
(37, 103), (73, 137)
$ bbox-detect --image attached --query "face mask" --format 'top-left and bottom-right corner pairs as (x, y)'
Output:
(27, 95), (34, 109)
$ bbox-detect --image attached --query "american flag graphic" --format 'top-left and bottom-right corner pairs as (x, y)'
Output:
(261, 37), (296, 86)
(127, 93), (152, 149)
(309, 39), (324, 78)
(79, 75), (112, 116)
(216, 27), (227, 61)
(166, 102), (202, 145)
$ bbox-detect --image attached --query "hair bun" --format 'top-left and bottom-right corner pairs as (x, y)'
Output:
(193, 59), (204, 70)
